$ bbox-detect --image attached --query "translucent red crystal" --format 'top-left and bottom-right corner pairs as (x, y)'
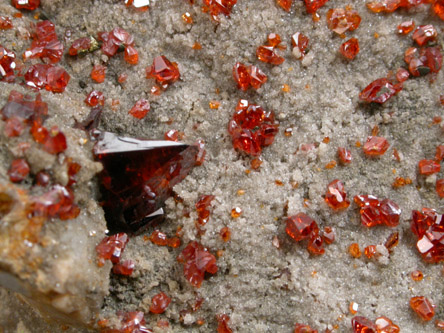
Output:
(196, 194), (215, 224)
(337, 147), (352, 164)
(435, 145), (444, 162)
(112, 259), (135, 276)
(216, 314), (232, 333)
(294, 323), (317, 333)
(99, 27), (135, 59)
(93, 131), (198, 233)
(340, 38), (359, 60)
(149, 292), (171, 314)
(11, 0), (40, 10)
(85, 90), (105, 107)
(8, 158), (30, 183)
(351, 316), (377, 333)
(354, 194), (400, 228)
(42, 126), (67, 154)
(304, 0), (329, 14)
(91, 64), (106, 83)
(220, 227), (231, 242)
(116, 311), (151, 333)
(202, 0), (237, 21)
(325, 179), (350, 210)
(375, 316), (400, 333)
(359, 78), (399, 104)
(0, 17), (13, 30)
(96, 232), (129, 264)
(398, 20), (415, 35)
(291, 32), (309, 59)
(146, 55), (180, 87)
(256, 45), (285, 65)
(410, 296), (435, 321)
(326, 8), (361, 35)
(418, 159), (441, 175)
(177, 241), (218, 288)
(129, 99), (150, 119)
(164, 129), (179, 141)
(30, 185), (80, 220)
(412, 25), (438, 47)
(4, 117), (24, 137)
(233, 62), (267, 91)
(405, 46), (442, 77)
(411, 208), (444, 263)
(433, 0), (444, 20)
(0, 45), (17, 82)
(363, 136), (390, 156)
(286, 213), (319, 242)
(228, 99), (279, 156)
(25, 64), (70, 93)
(68, 37), (98, 56)
(124, 45), (139, 65)
(277, 0), (292, 11)
(395, 68), (410, 82)
(24, 20), (64, 63)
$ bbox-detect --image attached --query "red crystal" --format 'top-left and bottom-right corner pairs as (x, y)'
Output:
(11, 0), (40, 10)
(307, 233), (325, 255)
(286, 213), (319, 242)
(291, 32), (309, 59)
(405, 46), (442, 77)
(93, 131), (198, 233)
(325, 179), (350, 210)
(418, 159), (441, 175)
(359, 78), (398, 104)
(146, 55), (180, 85)
(395, 68), (410, 82)
(340, 38), (359, 60)
(25, 64), (70, 93)
(177, 241), (218, 288)
(96, 232), (129, 264)
(69, 37), (92, 56)
(436, 145), (444, 161)
(412, 25), (438, 47)
(374, 316), (400, 333)
(4, 117), (24, 137)
(233, 62), (267, 91)
(411, 208), (444, 263)
(149, 292), (171, 314)
(91, 64), (106, 83)
(0, 16), (13, 30)
(363, 136), (390, 156)
(196, 194), (215, 224)
(326, 8), (361, 35)
(31, 185), (80, 220)
(351, 316), (377, 333)
(129, 99), (150, 119)
(276, 0), (292, 11)
(228, 99), (279, 156)
(100, 27), (135, 57)
(117, 311), (151, 333)
(304, 0), (329, 14)
(410, 296), (435, 321)
(217, 314), (233, 333)
(35, 171), (50, 186)
(42, 126), (67, 154)
(337, 147), (352, 164)
(294, 323), (317, 333)
(112, 259), (135, 276)
(203, 0), (237, 21)
(256, 45), (285, 65)
(85, 90), (105, 107)
(164, 129), (179, 141)
(24, 21), (63, 63)
(354, 194), (400, 228)
(0, 45), (17, 82)
(433, 0), (444, 20)
(398, 20), (415, 35)
(8, 158), (30, 183)
(437, 179), (444, 198)
(195, 139), (206, 166)
(124, 45), (139, 65)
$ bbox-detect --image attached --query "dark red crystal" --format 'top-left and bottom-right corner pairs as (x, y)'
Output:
(93, 131), (198, 234)
(0, 45), (17, 82)
(11, 0), (40, 10)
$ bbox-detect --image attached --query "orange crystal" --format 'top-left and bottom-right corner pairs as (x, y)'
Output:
(277, 0), (292, 11)
(436, 179), (444, 198)
(411, 270), (424, 281)
(340, 38), (359, 60)
(412, 25), (438, 47)
(8, 159), (30, 183)
(256, 45), (285, 65)
(150, 292), (171, 314)
(363, 136), (390, 156)
(129, 99), (150, 119)
(410, 296), (435, 321)
(418, 159), (441, 175)
(326, 8), (361, 35)
(325, 179), (350, 210)
(349, 243), (362, 258)
(435, 145), (444, 161)
(321, 226), (335, 244)
(112, 259), (135, 276)
(220, 227), (231, 242)
(338, 147), (352, 164)
(217, 314), (233, 333)
(294, 323), (317, 332)
(304, 0), (329, 14)
(291, 32), (309, 59)
(124, 45), (139, 65)
(286, 213), (319, 242)
(433, 0), (444, 20)
(359, 78), (400, 104)
(364, 245), (377, 258)
(398, 20), (415, 35)
(146, 55), (180, 85)
(91, 64), (106, 83)
(374, 316), (400, 333)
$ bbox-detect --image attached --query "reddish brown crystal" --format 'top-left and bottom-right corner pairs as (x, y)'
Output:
(0, 45), (17, 82)
(24, 20), (64, 63)
(42, 126), (67, 154)
(351, 316), (377, 333)
(410, 296), (435, 321)
(324, 179), (350, 210)
(217, 314), (233, 333)
(304, 0), (329, 14)
(202, 0), (237, 21)
(91, 64), (106, 83)
(30, 185), (80, 220)
(177, 241), (218, 288)
(93, 131), (198, 233)
(277, 0), (292, 11)
(112, 260), (135, 276)
(85, 90), (105, 107)
(256, 45), (285, 65)
(0, 17), (13, 30)
(11, 0), (40, 10)
(337, 147), (352, 164)
(8, 159), (30, 183)
(146, 55), (180, 86)
(286, 213), (319, 242)
(149, 292), (171, 314)
(96, 232), (129, 264)
(411, 208), (444, 263)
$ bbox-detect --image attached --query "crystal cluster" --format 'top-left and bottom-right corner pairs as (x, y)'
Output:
(354, 195), (401, 228)
(148, 230), (180, 248)
(291, 32), (309, 60)
(256, 33), (286, 65)
(340, 38), (359, 60)
(411, 208), (444, 263)
(324, 179), (350, 210)
(146, 55), (180, 92)
(177, 241), (218, 288)
(202, 0), (237, 21)
(0, 45), (17, 83)
(24, 21), (64, 63)
(68, 37), (99, 56)
(352, 315), (399, 333)
(232, 62), (267, 91)
(149, 292), (171, 314)
(359, 79), (401, 104)
(95, 232), (131, 274)
(303, 0), (329, 14)
(25, 64), (70, 93)
(276, 0), (292, 11)
(228, 99), (279, 156)
(326, 8), (361, 35)
(98, 27), (139, 65)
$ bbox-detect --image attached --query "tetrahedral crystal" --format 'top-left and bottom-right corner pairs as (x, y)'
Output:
(93, 131), (199, 234)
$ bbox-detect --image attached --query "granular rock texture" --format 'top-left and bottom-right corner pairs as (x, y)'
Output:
(0, 0), (444, 332)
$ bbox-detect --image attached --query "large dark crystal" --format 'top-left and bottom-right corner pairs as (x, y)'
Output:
(93, 131), (198, 234)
